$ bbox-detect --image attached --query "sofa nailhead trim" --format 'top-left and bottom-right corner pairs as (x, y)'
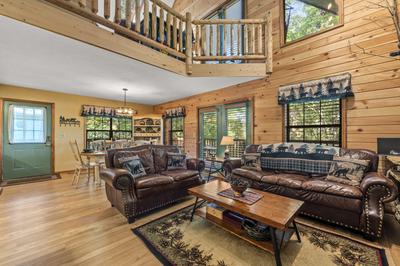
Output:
(364, 184), (391, 238)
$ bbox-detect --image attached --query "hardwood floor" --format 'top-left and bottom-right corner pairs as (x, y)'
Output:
(0, 173), (399, 266)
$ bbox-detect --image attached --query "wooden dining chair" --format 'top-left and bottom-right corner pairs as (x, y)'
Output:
(69, 140), (96, 187)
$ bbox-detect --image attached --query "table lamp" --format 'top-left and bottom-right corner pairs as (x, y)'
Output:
(220, 136), (234, 159)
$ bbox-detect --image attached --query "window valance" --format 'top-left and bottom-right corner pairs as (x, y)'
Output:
(81, 105), (134, 117)
(278, 73), (353, 105)
(162, 106), (186, 118)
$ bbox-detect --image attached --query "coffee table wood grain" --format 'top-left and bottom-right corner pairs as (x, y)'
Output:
(188, 180), (304, 266)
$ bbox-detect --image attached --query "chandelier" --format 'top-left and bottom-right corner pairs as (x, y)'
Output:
(116, 88), (136, 116)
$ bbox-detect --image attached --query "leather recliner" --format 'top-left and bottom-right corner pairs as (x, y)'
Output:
(101, 145), (205, 223)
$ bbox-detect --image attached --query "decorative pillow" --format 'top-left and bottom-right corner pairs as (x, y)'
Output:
(113, 149), (154, 174)
(242, 153), (261, 171)
(119, 155), (147, 178)
(167, 152), (186, 170)
(326, 156), (370, 186)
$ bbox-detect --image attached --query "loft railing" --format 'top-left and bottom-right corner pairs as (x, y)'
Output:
(43, 0), (272, 75)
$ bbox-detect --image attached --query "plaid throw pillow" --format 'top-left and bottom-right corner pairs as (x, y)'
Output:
(167, 153), (186, 170)
(326, 156), (369, 186)
(119, 155), (147, 178)
(242, 153), (261, 171)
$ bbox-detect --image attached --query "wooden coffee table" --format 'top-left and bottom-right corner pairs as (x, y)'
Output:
(188, 180), (304, 266)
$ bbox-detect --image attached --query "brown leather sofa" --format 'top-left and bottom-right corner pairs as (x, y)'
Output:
(223, 144), (398, 239)
(101, 145), (204, 223)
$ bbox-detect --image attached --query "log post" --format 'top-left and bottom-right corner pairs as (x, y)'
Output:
(185, 12), (193, 75)
(265, 12), (273, 73)
(91, 0), (98, 13)
(166, 13), (171, 47)
(152, 2), (157, 40)
(173, 16), (177, 49)
(135, 0), (140, 32)
(209, 25), (214, 56)
(179, 19), (183, 52)
(237, 24), (241, 56)
(104, 0), (110, 19)
(230, 24), (234, 56)
(143, 0), (149, 36)
(159, 8), (165, 43)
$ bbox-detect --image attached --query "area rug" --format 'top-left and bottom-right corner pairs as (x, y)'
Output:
(132, 205), (388, 266)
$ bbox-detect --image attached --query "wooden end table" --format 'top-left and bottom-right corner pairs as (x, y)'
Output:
(188, 180), (304, 266)
(205, 156), (241, 182)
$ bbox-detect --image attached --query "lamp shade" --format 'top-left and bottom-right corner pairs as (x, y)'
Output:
(220, 136), (234, 146)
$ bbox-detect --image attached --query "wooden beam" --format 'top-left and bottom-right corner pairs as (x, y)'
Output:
(191, 64), (267, 77)
(185, 12), (193, 75)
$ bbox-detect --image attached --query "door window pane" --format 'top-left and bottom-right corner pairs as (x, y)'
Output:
(9, 105), (46, 144)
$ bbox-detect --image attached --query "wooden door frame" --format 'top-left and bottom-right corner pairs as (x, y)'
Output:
(196, 96), (254, 158)
(0, 98), (55, 181)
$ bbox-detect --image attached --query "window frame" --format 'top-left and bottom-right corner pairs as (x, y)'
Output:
(85, 116), (133, 148)
(164, 116), (185, 151)
(279, 0), (344, 47)
(285, 99), (344, 147)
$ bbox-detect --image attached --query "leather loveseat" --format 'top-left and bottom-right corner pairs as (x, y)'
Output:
(223, 143), (398, 239)
(101, 145), (205, 223)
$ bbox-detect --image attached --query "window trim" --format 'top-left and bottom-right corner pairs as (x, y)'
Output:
(279, 0), (344, 47)
(85, 116), (132, 148)
(284, 99), (344, 147)
(164, 116), (185, 150)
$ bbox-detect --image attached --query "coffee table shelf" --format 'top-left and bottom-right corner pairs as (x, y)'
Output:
(195, 207), (295, 254)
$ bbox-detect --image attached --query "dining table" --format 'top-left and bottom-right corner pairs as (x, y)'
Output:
(80, 151), (106, 184)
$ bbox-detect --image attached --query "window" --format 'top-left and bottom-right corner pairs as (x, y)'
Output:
(286, 99), (342, 146)
(199, 101), (252, 159)
(206, 0), (245, 63)
(85, 116), (132, 147)
(164, 117), (184, 151)
(8, 105), (46, 144)
(283, 0), (342, 44)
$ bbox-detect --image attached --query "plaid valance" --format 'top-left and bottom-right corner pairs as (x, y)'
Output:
(278, 73), (353, 105)
(80, 105), (137, 117)
(163, 106), (186, 118)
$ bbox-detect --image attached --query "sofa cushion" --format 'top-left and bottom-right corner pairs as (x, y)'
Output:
(261, 173), (310, 189)
(161, 170), (198, 181)
(326, 156), (369, 186)
(135, 174), (174, 189)
(301, 179), (363, 199)
(114, 149), (155, 174)
(232, 168), (266, 181)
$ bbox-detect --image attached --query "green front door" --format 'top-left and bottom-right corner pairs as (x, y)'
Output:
(3, 101), (53, 180)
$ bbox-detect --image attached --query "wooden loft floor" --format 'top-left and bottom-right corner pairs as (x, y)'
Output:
(0, 0), (273, 77)
(0, 173), (399, 265)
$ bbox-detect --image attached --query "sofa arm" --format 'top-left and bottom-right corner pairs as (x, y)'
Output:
(360, 172), (398, 203)
(222, 158), (242, 181)
(360, 172), (398, 238)
(186, 158), (205, 173)
(100, 168), (135, 191)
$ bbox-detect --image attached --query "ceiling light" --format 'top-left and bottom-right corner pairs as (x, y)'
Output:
(116, 88), (137, 116)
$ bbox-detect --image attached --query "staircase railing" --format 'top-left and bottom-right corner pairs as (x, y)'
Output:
(43, 0), (272, 75)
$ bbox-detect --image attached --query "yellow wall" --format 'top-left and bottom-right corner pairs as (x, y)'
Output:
(0, 84), (154, 172)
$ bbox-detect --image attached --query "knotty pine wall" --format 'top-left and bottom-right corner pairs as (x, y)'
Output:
(156, 0), (400, 157)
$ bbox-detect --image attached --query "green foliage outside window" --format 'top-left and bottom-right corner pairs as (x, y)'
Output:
(85, 116), (132, 147)
(284, 0), (340, 43)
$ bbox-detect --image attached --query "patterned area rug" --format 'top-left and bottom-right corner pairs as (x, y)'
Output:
(132, 205), (388, 266)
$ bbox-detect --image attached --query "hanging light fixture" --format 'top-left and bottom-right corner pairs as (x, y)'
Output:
(116, 88), (136, 116)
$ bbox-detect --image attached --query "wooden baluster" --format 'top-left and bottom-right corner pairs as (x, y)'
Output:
(230, 24), (234, 56)
(209, 25), (214, 56)
(78, 0), (86, 8)
(173, 16), (177, 49)
(152, 2), (157, 40)
(243, 24), (248, 55)
(217, 24), (221, 56)
(237, 23), (241, 56)
(179, 19), (183, 52)
(115, 0), (121, 24)
(265, 12), (273, 73)
(196, 25), (201, 56)
(125, 0), (132, 28)
(258, 24), (263, 54)
(185, 12), (193, 75)
(223, 24), (227, 56)
(166, 13), (171, 47)
(251, 24), (256, 54)
(91, 0), (98, 13)
(143, 0), (149, 36)
(104, 0), (110, 19)
(135, 0), (140, 32)
(201, 25), (206, 56)
(159, 8), (165, 44)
